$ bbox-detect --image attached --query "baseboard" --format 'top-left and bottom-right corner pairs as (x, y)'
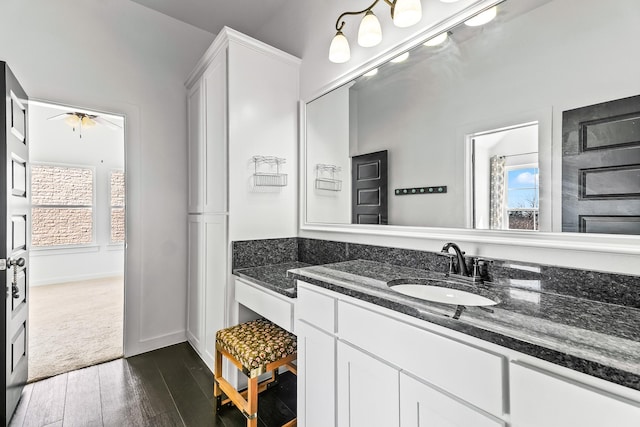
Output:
(30, 271), (125, 287)
(124, 330), (187, 358)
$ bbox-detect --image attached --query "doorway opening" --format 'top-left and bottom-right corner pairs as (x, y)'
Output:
(27, 101), (125, 382)
(469, 122), (539, 231)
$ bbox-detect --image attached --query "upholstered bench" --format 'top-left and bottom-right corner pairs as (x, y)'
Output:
(214, 318), (297, 427)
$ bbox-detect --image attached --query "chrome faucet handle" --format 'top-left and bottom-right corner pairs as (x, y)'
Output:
(472, 257), (493, 281)
(437, 252), (457, 274)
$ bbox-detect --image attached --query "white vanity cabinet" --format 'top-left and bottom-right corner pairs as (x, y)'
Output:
(185, 27), (300, 372)
(295, 281), (507, 427)
(510, 362), (640, 427)
(296, 280), (640, 427)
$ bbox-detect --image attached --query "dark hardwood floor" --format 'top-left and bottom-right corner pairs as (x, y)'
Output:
(9, 342), (296, 427)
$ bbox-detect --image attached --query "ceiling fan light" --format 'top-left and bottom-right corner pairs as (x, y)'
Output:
(393, 0), (422, 28)
(423, 32), (448, 47)
(329, 31), (351, 63)
(358, 11), (382, 47)
(81, 116), (96, 128)
(465, 6), (497, 26)
(65, 114), (80, 127)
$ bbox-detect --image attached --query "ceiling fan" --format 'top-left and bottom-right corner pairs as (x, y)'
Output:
(47, 111), (122, 138)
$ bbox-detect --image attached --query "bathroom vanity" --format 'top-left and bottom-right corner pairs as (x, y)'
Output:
(231, 238), (640, 427)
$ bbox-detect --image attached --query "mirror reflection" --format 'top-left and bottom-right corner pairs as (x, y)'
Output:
(305, 0), (640, 234)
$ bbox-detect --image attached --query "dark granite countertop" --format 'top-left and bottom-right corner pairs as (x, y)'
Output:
(234, 261), (311, 298)
(287, 260), (640, 391)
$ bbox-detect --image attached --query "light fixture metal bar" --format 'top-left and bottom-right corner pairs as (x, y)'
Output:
(334, 0), (396, 31)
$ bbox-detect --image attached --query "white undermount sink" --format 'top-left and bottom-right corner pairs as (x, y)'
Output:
(388, 281), (499, 307)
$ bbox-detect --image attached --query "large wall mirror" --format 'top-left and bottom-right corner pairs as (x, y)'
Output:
(302, 0), (640, 240)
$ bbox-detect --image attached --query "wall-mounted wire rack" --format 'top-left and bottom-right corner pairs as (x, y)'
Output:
(252, 156), (288, 187)
(315, 164), (342, 191)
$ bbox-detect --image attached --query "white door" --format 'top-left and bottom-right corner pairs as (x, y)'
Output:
(2, 62), (29, 426)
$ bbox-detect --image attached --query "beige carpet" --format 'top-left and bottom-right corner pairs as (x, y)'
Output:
(28, 276), (124, 382)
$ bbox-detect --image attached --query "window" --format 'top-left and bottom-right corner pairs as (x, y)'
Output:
(506, 165), (539, 230)
(31, 165), (94, 247)
(110, 170), (125, 243)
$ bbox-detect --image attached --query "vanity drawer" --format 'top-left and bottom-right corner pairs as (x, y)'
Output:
(235, 278), (295, 332)
(337, 300), (505, 417)
(296, 281), (335, 333)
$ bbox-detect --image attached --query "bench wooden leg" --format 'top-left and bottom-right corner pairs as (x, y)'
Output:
(247, 376), (258, 427)
(214, 345), (223, 409)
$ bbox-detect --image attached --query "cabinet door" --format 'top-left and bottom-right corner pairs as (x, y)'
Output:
(511, 362), (640, 427)
(400, 373), (504, 427)
(297, 321), (336, 427)
(202, 51), (227, 213)
(187, 82), (204, 213)
(202, 215), (228, 368)
(337, 341), (399, 427)
(186, 216), (203, 350)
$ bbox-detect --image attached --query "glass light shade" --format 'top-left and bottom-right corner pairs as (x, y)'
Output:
(423, 32), (448, 47)
(358, 11), (382, 47)
(390, 52), (410, 63)
(393, 0), (422, 28)
(81, 116), (96, 128)
(464, 6), (497, 26)
(363, 68), (379, 77)
(329, 31), (351, 63)
(65, 114), (80, 127)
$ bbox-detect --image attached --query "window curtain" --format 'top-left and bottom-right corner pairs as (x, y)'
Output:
(489, 155), (506, 230)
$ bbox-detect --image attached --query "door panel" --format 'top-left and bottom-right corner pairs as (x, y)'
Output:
(2, 61), (29, 426)
(562, 94), (640, 234)
(351, 150), (388, 224)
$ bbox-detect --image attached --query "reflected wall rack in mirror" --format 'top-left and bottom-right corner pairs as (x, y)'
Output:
(315, 164), (342, 191)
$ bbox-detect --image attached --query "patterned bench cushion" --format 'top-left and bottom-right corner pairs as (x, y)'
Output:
(216, 318), (297, 377)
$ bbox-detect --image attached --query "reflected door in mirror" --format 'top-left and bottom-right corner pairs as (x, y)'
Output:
(352, 150), (388, 224)
(562, 94), (640, 234)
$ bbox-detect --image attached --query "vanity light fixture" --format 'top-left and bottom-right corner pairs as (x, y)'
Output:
(464, 6), (497, 26)
(423, 31), (448, 46)
(364, 68), (379, 77)
(390, 51), (410, 63)
(329, 0), (423, 63)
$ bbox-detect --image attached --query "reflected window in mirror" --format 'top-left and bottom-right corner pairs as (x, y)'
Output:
(471, 122), (539, 231)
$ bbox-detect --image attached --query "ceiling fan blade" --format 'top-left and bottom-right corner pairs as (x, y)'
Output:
(47, 112), (71, 121)
(93, 116), (123, 130)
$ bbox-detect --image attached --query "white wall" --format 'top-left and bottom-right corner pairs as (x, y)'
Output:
(29, 102), (125, 286)
(227, 39), (301, 242)
(0, 0), (215, 356)
(305, 84), (351, 224)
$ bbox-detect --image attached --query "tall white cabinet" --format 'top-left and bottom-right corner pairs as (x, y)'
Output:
(185, 27), (300, 371)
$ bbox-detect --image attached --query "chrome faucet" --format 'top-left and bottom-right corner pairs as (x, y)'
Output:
(441, 242), (470, 277)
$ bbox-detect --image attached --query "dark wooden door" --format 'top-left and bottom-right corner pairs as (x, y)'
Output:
(562, 94), (640, 234)
(1, 62), (29, 426)
(351, 150), (388, 224)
